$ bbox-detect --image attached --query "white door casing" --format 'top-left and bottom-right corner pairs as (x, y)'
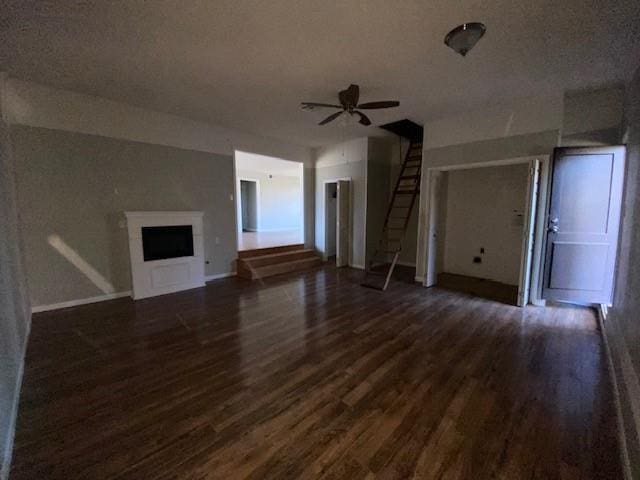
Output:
(336, 179), (351, 268)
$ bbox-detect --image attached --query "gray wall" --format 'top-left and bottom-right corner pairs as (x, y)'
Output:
(12, 125), (237, 307)
(237, 169), (302, 231)
(0, 86), (31, 480)
(303, 164), (315, 249)
(606, 66), (640, 477)
(443, 164), (529, 285)
(365, 137), (392, 266)
(315, 138), (368, 268)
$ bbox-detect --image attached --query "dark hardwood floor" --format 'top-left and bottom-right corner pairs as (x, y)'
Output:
(437, 272), (519, 306)
(11, 265), (621, 479)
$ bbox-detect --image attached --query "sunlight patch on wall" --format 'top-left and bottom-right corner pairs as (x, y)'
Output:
(47, 234), (115, 294)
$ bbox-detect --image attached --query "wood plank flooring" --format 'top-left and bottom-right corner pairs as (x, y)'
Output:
(11, 265), (621, 479)
(437, 272), (519, 306)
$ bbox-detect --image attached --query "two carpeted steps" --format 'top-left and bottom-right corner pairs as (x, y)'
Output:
(237, 244), (322, 280)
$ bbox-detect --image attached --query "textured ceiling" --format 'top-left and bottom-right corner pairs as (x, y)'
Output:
(1, 0), (639, 147)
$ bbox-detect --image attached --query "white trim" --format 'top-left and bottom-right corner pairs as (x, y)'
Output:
(31, 291), (132, 313)
(205, 272), (237, 281)
(299, 162), (305, 245)
(598, 311), (633, 480)
(516, 160), (540, 306)
(349, 263), (365, 270)
(431, 157), (536, 172)
(599, 303), (609, 321)
(322, 177), (352, 263)
(322, 177), (353, 184)
(415, 275), (425, 283)
(236, 176), (262, 233)
(316, 177), (353, 262)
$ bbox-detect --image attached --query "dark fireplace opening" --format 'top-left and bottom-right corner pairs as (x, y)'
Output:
(142, 225), (194, 261)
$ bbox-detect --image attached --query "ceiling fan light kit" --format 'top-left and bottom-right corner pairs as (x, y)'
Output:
(301, 84), (400, 126)
(444, 22), (486, 56)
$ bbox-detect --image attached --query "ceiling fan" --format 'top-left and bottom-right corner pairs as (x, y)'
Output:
(301, 84), (399, 126)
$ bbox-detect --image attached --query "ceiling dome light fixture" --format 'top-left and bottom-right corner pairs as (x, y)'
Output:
(444, 22), (486, 56)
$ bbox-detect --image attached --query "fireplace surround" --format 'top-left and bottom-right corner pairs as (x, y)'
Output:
(125, 211), (205, 299)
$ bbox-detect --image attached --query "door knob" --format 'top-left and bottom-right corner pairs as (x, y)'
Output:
(550, 217), (559, 224)
(548, 225), (559, 233)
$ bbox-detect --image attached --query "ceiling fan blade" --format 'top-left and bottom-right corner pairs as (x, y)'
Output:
(339, 84), (360, 108)
(354, 111), (371, 126)
(319, 110), (344, 125)
(356, 101), (400, 109)
(301, 102), (342, 110)
(348, 84), (360, 106)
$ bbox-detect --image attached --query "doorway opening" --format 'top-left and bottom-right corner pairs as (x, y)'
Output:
(239, 180), (258, 232)
(325, 182), (337, 262)
(323, 179), (351, 267)
(425, 158), (540, 306)
(234, 151), (304, 251)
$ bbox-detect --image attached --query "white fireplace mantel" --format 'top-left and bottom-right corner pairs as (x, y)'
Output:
(125, 211), (205, 300)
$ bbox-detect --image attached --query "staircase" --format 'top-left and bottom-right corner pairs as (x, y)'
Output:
(237, 244), (322, 280)
(362, 134), (423, 291)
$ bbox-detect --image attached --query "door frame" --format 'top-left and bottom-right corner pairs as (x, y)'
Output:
(233, 149), (306, 249)
(323, 177), (351, 264)
(422, 156), (548, 306)
(236, 177), (261, 234)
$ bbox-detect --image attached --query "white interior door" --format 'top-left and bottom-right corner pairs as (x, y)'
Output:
(336, 180), (350, 267)
(542, 146), (625, 304)
(517, 160), (540, 306)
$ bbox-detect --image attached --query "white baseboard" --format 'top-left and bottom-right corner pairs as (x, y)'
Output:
(598, 310), (635, 480)
(205, 272), (236, 282)
(31, 273), (238, 313)
(414, 276), (425, 283)
(32, 291), (132, 313)
(349, 264), (365, 270)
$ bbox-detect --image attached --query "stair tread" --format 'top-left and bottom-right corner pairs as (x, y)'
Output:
(238, 244), (304, 259)
(249, 256), (322, 279)
(240, 248), (314, 262)
(253, 256), (320, 269)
